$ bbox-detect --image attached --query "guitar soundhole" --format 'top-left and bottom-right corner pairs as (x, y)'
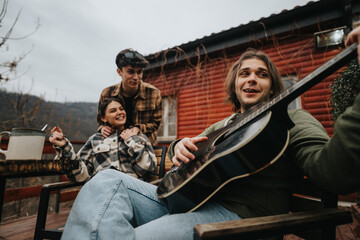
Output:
(213, 130), (230, 147)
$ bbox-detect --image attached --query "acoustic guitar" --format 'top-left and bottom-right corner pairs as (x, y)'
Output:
(156, 43), (358, 214)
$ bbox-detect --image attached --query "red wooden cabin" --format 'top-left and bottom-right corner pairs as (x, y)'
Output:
(144, 0), (360, 144)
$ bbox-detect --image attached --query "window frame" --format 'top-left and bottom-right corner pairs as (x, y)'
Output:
(157, 96), (177, 143)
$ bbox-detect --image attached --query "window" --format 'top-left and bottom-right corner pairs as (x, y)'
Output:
(282, 75), (302, 110)
(157, 96), (177, 142)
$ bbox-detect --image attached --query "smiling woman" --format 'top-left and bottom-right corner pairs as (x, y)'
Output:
(98, 98), (127, 131)
(48, 97), (158, 183)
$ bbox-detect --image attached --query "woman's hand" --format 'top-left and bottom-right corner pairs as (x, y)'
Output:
(101, 126), (115, 138)
(49, 126), (66, 147)
(172, 136), (208, 167)
(120, 128), (138, 141)
(130, 126), (140, 135)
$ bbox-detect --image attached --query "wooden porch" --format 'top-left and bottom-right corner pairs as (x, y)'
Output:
(0, 205), (359, 240)
(1, 142), (359, 239)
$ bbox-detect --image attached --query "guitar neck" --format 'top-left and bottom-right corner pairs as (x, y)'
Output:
(277, 43), (358, 107)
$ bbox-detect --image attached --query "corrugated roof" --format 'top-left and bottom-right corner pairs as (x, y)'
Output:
(175, 1), (316, 49)
(145, 0), (360, 69)
(145, 1), (316, 58)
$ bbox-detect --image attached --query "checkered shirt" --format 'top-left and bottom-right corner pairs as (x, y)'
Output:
(98, 81), (162, 145)
(54, 132), (157, 183)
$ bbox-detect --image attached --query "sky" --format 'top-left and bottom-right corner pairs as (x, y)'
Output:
(1, 0), (316, 103)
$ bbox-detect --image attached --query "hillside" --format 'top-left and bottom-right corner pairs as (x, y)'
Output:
(0, 90), (98, 141)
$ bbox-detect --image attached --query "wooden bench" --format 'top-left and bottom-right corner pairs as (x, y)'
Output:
(193, 178), (353, 240)
(34, 145), (167, 240)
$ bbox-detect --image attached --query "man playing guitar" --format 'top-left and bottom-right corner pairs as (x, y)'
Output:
(61, 27), (360, 240)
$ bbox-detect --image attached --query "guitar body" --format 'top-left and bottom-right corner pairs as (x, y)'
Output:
(157, 110), (290, 213)
(156, 43), (358, 214)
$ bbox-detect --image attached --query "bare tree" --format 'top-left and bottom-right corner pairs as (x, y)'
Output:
(0, 0), (43, 130)
(0, 0), (39, 84)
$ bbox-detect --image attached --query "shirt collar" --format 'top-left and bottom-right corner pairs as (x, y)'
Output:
(113, 81), (146, 100)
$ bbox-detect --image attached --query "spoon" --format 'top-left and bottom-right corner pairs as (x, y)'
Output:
(41, 124), (48, 131)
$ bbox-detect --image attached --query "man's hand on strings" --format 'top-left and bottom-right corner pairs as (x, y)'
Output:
(172, 136), (208, 167)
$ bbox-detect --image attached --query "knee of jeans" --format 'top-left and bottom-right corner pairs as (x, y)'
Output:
(87, 169), (141, 194)
(94, 169), (127, 181)
(84, 169), (124, 189)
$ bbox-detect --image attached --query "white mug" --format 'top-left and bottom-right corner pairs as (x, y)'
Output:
(0, 128), (45, 160)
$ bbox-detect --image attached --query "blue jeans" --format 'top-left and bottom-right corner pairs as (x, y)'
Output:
(61, 169), (242, 240)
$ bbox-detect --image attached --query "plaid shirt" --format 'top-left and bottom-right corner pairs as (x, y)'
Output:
(98, 81), (162, 145)
(54, 132), (157, 183)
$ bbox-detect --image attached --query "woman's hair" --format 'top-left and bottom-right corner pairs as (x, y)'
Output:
(97, 98), (124, 125)
(224, 48), (284, 112)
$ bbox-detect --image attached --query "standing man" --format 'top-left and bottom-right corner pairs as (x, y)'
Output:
(98, 49), (162, 145)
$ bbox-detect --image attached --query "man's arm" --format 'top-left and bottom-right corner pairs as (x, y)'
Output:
(167, 116), (231, 166)
(134, 91), (163, 134)
(290, 27), (360, 194)
(289, 94), (360, 195)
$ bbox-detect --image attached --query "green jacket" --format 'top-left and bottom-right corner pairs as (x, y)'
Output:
(168, 93), (360, 218)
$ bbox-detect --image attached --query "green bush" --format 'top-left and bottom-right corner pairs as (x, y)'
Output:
(330, 59), (360, 121)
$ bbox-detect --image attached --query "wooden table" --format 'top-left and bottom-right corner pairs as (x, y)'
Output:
(0, 159), (77, 222)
